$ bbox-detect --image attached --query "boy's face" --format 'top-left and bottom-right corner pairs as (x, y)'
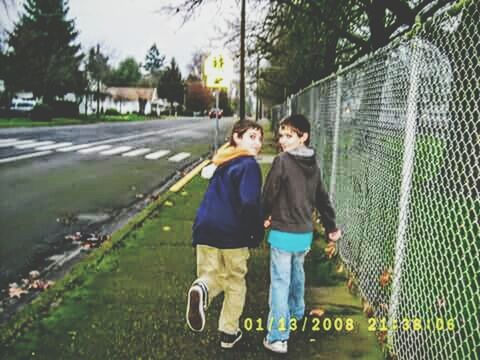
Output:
(234, 128), (263, 156)
(278, 126), (308, 152)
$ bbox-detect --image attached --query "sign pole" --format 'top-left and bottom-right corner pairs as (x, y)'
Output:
(215, 91), (220, 152)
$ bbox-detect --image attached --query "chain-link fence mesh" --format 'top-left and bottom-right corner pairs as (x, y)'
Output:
(270, 1), (479, 359)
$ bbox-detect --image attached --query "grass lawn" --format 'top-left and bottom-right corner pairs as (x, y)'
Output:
(0, 114), (169, 128)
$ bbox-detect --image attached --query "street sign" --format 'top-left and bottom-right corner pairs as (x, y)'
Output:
(204, 51), (233, 89)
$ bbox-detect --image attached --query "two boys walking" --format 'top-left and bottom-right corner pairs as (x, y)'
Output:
(186, 115), (341, 353)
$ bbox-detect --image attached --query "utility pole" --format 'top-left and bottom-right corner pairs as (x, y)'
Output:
(96, 44), (100, 119)
(255, 56), (259, 122)
(240, 0), (246, 121)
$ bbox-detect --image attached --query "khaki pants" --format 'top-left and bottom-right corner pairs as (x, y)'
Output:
(195, 244), (250, 334)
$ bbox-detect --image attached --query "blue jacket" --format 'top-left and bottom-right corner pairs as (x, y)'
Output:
(192, 156), (264, 249)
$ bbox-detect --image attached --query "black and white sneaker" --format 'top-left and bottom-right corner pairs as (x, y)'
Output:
(186, 284), (206, 332)
(220, 329), (243, 349)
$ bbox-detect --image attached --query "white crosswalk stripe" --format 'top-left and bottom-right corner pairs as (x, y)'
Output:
(0, 150), (53, 164)
(78, 145), (112, 154)
(145, 150), (171, 160)
(122, 148), (151, 157)
(16, 141), (55, 149)
(0, 138), (18, 144)
(0, 139), (36, 148)
(168, 152), (191, 162)
(100, 146), (132, 155)
(36, 142), (73, 150)
(57, 144), (93, 152)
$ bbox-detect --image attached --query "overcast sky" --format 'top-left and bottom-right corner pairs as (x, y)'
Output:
(1, 0), (243, 76)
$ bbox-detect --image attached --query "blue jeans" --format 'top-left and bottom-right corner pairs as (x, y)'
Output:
(266, 247), (308, 343)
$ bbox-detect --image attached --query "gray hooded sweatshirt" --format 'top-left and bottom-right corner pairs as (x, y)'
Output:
(262, 146), (337, 234)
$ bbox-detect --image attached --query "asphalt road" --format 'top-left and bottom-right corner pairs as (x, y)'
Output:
(0, 116), (235, 288)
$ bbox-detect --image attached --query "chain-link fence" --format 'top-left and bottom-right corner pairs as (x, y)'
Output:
(270, 1), (479, 359)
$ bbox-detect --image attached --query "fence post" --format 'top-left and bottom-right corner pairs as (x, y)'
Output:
(329, 73), (342, 203)
(388, 39), (422, 349)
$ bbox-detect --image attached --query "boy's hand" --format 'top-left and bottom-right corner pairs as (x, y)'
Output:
(264, 216), (272, 229)
(328, 228), (342, 242)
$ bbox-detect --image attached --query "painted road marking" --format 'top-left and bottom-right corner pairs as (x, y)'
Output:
(0, 138), (17, 144)
(0, 150), (53, 164)
(168, 152), (191, 162)
(100, 146), (132, 155)
(145, 150), (171, 160)
(16, 141), (55, 149)
(57, 144), (93, 152)
(0, 139), (36, 148)
(122, 148), (151, 157)
(36, 142), (73, 151)
(78, 145), (112, 154)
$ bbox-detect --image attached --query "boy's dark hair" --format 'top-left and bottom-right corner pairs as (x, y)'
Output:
(279, 114), (311, 146)
(229, 119), (264, 146)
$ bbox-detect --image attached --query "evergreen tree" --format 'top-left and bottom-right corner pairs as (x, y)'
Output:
(108, 57), (142, 86)
(144, 43), (165, 75)
(157, 57), (184, 112)
(5, 0), (84, 103)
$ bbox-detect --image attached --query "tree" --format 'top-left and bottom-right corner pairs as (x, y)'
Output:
(86, 44), (111, 117)
(250, 0), (449, 103)
(187, 50), (208, 81)
(144, 43), (165, 75)
(185, 80), (212, 112)
(218, 89), (233, 116)
(108, 57), (142, 86)
(5, 0), (84, 103)
(157, 57), (184, 113)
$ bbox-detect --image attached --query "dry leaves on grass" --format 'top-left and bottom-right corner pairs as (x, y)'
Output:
(309, 308), (326, 318)
(324, 241), (337, 259)
(379, 267), (393, 287)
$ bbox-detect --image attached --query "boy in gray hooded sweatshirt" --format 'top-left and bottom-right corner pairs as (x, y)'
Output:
(262, 114), (342, 354)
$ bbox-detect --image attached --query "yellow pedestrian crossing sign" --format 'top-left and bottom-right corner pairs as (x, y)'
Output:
(204, 51), (233, 89)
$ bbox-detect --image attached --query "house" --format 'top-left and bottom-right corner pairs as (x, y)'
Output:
(103, 87), (165, 115)
(79, 86), (166, 116)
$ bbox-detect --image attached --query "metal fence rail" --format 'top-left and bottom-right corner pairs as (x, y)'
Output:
(270, 1), (479, 358)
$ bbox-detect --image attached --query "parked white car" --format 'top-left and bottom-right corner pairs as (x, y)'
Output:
(10, 97), (37, 112)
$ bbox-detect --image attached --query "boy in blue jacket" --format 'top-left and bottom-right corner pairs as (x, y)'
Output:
(186, 120), (264, 349)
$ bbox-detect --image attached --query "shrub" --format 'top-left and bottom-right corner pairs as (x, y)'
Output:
(51, 100), (79, 117)
(105, 108), (121, 116)
(30, 104), (53, 121)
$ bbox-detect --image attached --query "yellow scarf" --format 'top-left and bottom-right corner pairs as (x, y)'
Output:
(212, 146), (253, 166)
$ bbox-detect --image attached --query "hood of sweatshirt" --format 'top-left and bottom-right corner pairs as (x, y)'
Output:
(212, 146), (253, 166)
(201, 146), (253, 179)
(285, 146), (317, 176)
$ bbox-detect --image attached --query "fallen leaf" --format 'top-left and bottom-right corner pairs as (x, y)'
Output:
(379, 268), (393, 287)
(9, 286), (28, 299)
(309, 308), (325, 317)
(436, 297), (446, 308)
(362, 301), (374, 317)
(376, 331), (388, 344)
(29, 270), (40, 279)
(336, 264), (344, 273)
(324, 242), (337, 259)
(347, 278), (354, 290)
